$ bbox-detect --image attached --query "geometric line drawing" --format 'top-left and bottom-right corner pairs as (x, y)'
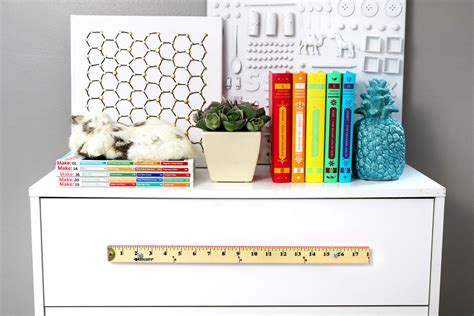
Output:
(85, 31), (209, 151)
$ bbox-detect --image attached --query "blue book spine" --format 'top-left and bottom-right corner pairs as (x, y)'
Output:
(339, 72), (356, 183)
(136, 177), (164, 183)
(136, 173), (164, 177)
(80, 160), (107, 166)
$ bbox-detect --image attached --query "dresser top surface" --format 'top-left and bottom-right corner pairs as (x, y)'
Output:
(29, 165), (445, 199)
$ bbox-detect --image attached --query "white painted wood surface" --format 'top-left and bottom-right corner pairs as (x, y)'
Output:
(30, 165), (445, 315)
(30, 197), (45, 316)
(41, 198), (432, 307)
(428, 197), (445, 316)
(29, 165), (445, 199)
(45, 306), (429, 316)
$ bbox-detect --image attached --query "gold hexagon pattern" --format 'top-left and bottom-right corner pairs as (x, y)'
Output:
(84, 30), (209, 151)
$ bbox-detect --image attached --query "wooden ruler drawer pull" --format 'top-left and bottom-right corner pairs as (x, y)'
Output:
(107, 245), (371, 264)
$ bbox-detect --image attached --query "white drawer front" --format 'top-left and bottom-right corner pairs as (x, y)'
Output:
(46, 307), (429, 316)
(41, 198), (433, 306)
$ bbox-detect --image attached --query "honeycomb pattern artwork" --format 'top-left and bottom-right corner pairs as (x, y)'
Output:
(84, 30), (210, 152)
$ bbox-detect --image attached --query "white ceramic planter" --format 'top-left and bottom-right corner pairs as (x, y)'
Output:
(202, 131), (261, 182)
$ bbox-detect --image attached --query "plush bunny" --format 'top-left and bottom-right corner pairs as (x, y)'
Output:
(69, 113), (195, 161)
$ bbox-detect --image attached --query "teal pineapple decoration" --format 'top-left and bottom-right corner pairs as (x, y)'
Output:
(353, 79), (406, 180)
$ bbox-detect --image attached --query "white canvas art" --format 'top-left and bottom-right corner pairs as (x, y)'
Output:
(71, 16), (223, 166)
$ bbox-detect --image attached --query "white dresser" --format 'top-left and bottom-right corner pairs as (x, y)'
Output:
(29, 165), (446, 316)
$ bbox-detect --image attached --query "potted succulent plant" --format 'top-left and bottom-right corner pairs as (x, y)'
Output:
(193, 99), (271, 182)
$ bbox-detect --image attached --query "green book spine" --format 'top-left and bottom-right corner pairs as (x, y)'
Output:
(107, 161), (134, 165)
(163, 178), (190, 183)
(109, 172), (137, 177)
(323, 72), (342, 183)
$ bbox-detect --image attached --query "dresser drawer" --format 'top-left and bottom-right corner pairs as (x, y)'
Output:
(45, 307), (429, 316)
(41, 198), (433, 307)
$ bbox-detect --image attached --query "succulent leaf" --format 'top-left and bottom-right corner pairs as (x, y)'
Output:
(219, 113), (229, 122)
(195, 118), (208, 130)
(223, 119), (247, 132)
(192, 110), (203, 123)
(206, 107), (218, 115)
(256, 107), (266, 117)
(227, 107), (244, 122)
(204, 112), (221, 130)
(208, 101), (221, 108)
(247, 118), (265, 131)
(261, 115), (271, 123)
(238, 105), (257, 119)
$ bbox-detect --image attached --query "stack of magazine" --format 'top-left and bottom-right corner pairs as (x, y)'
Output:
(56, 152), (194, 188)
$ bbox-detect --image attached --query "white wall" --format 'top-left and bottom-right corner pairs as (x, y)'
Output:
(0, 0), (473, 315)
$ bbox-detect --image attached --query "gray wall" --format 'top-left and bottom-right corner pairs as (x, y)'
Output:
(0, 0), (472, 315)
(0, 0), (3, 312)
(404, 1), (474, 315)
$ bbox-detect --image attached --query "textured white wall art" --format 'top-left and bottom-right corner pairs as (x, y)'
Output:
(207, 0), (406, 164)
(71, 16), (223, 166)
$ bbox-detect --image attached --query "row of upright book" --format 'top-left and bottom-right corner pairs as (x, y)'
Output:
(270, 71), (356, 183)
(56, 153), (194, 187)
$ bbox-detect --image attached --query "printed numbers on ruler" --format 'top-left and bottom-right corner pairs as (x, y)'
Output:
(107, 245), (370, 264)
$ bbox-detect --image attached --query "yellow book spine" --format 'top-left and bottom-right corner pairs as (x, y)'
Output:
(291, 73), (307, 183)
(305, 72), (327, 183)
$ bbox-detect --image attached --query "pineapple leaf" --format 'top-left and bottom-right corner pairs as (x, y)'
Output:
(355, 107), (367, 117)
(357, 79), (397, 118)
(381, 106), (399, 118)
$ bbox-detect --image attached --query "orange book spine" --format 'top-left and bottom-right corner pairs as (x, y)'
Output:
(291, 73), (307, 182)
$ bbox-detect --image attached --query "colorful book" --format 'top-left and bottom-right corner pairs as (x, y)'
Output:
(56, 165), (190, 172)
(57, 170), (111, 177)
(305, 72), (327, 183)
(137, 183), (190, 187)
(291, 73), (307, 183)
(323, 71), (342, 183)
(136, 178), (191, 183)
(270, 72), (292, 183)
(58, 181), (191, 188)
(89, 172), (192, 178)
(58, 181), (111, 187)
(339, 72), (357, 182)
(58, 174), (192, 181)
(56, 153), (194, 187)
(57, 178), (133, 187)
(58, 176), (109, 183)
(56, 153), (192, 167)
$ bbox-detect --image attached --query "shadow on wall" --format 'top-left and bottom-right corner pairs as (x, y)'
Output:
(403, 1), (474, 316)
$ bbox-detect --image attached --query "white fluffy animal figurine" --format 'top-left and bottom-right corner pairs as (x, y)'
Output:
(69, 112), (124, 159)
(69, 113), (195, 161)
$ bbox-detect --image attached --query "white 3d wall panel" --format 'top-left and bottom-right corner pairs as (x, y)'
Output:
(207, 0), (406, 164)
(71, 16), (223, 166)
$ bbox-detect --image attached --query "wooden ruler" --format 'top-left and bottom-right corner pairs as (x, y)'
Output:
(107, 245), (370, 264)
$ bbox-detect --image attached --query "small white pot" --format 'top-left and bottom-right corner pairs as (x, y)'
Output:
(202, 131), (261, 182)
